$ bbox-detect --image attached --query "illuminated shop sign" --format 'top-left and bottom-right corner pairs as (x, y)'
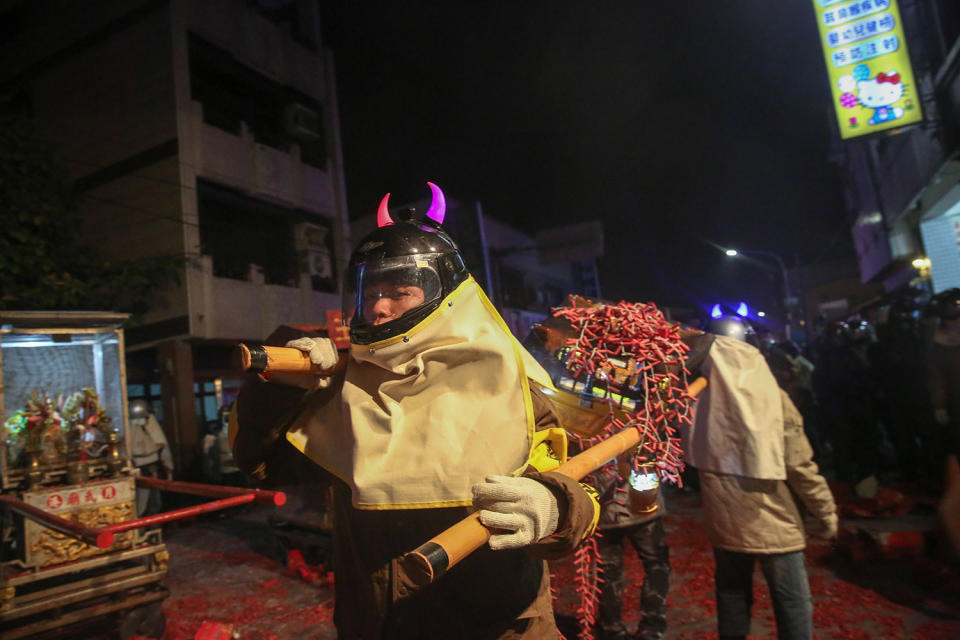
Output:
(812, 0), (922, 139)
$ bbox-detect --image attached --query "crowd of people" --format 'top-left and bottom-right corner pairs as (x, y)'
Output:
(760, 288), (960, 495)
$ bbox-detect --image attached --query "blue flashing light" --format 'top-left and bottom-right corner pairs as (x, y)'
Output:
(710, 304), (722, 319)
(736, 302), (749, 317)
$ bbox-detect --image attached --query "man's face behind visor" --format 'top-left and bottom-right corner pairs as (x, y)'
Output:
(344, 256), (444, 335)
(364, 282), (426, 325)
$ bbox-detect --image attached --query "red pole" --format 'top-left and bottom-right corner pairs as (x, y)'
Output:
(0, 494), (114, 549)
(1, 479), (286, 549)
(102, 494), (255, 533)
(135, 476), (286, 506)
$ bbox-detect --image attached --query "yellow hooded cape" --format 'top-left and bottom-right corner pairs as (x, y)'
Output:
(286, 277), (554, 509)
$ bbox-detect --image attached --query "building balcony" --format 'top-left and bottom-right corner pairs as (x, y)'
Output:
(187, 103), (335, 215)
(188, 255), (340, 342)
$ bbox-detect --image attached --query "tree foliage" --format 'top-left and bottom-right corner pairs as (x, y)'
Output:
(0, 115), (182, 316)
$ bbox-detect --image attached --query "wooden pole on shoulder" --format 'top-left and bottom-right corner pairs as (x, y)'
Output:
(401, 376), (707, 586)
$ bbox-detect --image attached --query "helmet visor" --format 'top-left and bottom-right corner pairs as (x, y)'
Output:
(344, 254), (444, 330)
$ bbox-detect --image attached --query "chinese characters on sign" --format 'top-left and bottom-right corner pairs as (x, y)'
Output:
(23, 477), (136, 566)
(44, 484), (119, 510)
(813, 0), (922, 139)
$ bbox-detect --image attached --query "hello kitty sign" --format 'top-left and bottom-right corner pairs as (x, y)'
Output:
(812, 0), (922, 139)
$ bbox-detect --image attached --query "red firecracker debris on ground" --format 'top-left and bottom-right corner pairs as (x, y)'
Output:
(549, 491), (960, 639)
(146, 467), (958, 637)
(193, 621), (234, 640)
(147, 477), (960, 638)
(159, 509), (336, 640)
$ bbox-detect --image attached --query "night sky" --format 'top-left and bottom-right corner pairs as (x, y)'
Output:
(319, 2), (851, 316)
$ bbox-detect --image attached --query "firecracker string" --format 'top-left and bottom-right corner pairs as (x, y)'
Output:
(552, 298), (695, 640)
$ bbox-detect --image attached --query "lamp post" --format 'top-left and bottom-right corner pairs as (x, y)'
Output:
(725, 248), (793, 340)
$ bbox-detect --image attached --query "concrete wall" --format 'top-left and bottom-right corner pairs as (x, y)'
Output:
(185, 105), (337, 215)
(29, 10), (178, 178)
(184, 0), (327, 103)
(168, 0), (347, 343)
(188, 255), (340, 341)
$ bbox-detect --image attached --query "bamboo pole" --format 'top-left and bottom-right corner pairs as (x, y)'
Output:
(401, 376), (707, 586)
(234, 344), (338, 375)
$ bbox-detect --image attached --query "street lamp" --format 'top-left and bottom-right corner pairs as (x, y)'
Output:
(724, 248), (793, 339)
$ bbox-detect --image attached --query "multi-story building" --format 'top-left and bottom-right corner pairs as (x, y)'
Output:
(0, 0), (350, 473)
(831, 1), (960, 295)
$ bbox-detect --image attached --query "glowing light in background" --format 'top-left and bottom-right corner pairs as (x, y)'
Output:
(758, 311), (766, 318)
(736, 302), (749, 317)
(711, 304), (723, 318)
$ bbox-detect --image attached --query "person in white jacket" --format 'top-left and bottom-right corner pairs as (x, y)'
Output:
(129, 399), (173, 516)
(686, 318), (837, 640)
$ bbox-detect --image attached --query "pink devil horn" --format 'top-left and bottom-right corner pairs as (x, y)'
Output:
(424, 182), (446, 225)
(376, 193), (393, 227)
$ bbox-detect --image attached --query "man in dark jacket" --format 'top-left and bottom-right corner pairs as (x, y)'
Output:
(232, 184), (598, 639)
(591, 466), (669, 640)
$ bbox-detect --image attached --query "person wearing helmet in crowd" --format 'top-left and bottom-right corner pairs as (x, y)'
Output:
(929, 289), (960, 554)
(128, 399), (173, 517)
(230, 183), (599, 639)
(870, 293), (932, 485)
(812, 320), (878, 483)
(686, 317), (836, 640)
(930, 289), (960, 439)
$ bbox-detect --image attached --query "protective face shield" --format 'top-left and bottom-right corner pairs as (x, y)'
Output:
(343, 182), (468, 344)
(129, 399), (150, 423)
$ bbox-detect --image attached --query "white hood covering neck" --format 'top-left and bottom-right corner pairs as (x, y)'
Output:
(287, 277), (552, 509)
(684, 335), (785, 480)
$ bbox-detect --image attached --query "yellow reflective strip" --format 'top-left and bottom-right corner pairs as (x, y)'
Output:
(510, 340), (537, 477)
(526, 428), (569, 473)
(579, 482), (601, 538)
(353, 498), (474, 510)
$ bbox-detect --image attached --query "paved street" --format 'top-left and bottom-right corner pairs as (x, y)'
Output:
(154, 492), (960, 640)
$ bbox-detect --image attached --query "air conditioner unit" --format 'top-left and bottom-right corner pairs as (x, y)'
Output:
(294, 222), (330, 252)
(283, 102), (323, 140)
(301, 249), (333, 280)
(294, 222), (335, 284)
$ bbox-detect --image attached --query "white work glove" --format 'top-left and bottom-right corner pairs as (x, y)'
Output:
(471, 475), (560, 550)
(273, 337), (340, 389)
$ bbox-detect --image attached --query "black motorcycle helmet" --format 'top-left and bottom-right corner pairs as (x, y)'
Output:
(343, 182), (469, 345)
(706, 315), (756, 344)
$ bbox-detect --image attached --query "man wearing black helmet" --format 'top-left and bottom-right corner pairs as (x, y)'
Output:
(231, 183), (599, 639)
(689, 318), (836, 640)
